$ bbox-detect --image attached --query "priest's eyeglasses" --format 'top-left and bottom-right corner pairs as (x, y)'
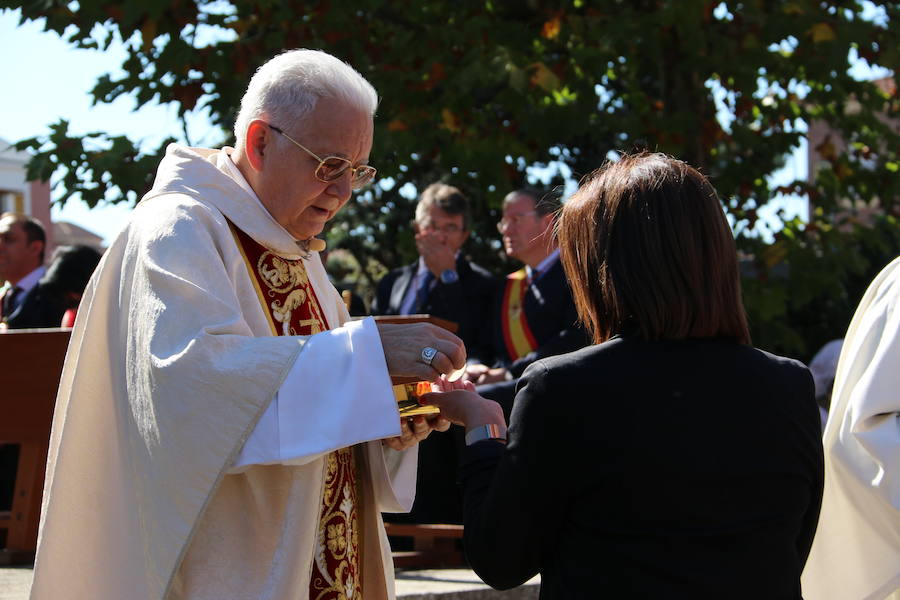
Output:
(268, 124), (377, 189)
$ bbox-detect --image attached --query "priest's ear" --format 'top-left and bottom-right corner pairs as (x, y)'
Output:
(244, 120), (272, 172)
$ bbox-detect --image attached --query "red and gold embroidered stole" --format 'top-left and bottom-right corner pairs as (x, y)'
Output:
(229, 222), (362, 600)
(501, 268), (538, 362)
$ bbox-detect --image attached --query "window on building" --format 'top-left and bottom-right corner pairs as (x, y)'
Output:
(0, 190), (25, 213)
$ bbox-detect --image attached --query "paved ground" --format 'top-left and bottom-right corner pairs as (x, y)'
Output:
(0, 566), (30, 600)
(395, 569), (539, 599)
(1, 565), (540, 599)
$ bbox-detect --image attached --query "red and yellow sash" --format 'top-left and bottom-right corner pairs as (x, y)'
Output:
(501, 268), (538, 362)
(229, 222), (362, 600)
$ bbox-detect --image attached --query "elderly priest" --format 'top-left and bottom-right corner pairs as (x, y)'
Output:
(29, 49), (464, 600)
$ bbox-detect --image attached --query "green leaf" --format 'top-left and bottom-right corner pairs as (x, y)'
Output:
(7, 0), (900, 353)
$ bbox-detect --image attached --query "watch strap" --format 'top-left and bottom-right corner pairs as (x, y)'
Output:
(465, 423), (507, 446)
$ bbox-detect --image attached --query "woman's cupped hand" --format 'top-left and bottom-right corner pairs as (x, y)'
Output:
(421, 377), (507, 431)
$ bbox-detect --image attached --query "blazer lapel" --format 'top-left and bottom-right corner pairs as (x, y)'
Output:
(6, 286), (33, 324)
(455, 256), (470, 279)
(390, 264), (416, 314)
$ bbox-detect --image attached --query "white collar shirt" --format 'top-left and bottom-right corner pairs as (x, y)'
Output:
(6, 265), (46, 311)
(526, 248), (560, 284)
(399, 253), (460, 315)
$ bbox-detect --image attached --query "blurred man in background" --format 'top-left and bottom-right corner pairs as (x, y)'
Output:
(372, 182), (496, 361)
(466, 189), (589, 418)
(0, 212), (65, 329)
(373, 182), (495, 524)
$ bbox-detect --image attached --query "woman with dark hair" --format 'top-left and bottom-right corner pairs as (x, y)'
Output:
(428, 153), (824, 599)
(41, 244), (102, 326)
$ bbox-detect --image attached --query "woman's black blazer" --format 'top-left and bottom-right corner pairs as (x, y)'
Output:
(459, 336), (824, 600)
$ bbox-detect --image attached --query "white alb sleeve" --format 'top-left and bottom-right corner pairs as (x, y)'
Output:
(231, 317), (400, 470)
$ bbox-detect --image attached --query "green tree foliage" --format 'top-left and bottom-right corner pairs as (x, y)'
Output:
(7, 0), (900, 359)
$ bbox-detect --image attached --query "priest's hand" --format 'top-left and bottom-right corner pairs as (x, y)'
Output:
(377, 322), (466, 382)
(383, 414), (451, 451)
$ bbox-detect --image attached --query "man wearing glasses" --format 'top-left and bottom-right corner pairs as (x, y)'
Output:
(372, 182), (496, 363)
(30, 50), (464, 600)
(372, 182), (496, 524)
(465, 189), (590, 418)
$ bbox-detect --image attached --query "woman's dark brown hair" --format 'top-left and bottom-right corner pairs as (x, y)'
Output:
(557, 152), (751, 345)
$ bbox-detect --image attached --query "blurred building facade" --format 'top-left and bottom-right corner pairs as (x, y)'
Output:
(1, 137), (104, 259)
(0, 137), (53, 249)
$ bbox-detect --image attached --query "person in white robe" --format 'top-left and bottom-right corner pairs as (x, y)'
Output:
(801, 256), (900, 600)
(29, 49), (465, 600)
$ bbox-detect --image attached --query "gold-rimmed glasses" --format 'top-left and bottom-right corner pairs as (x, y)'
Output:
(268, 124), (376, 189)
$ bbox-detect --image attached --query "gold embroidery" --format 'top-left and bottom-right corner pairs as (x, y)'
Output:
(227, 220), (360, 598)
(257, 251), (309, 293)
(312, 447), (361, 600)
(296, 317), (324, 335)
(271, 288), (308, 336)
(253, 251), (328, 336)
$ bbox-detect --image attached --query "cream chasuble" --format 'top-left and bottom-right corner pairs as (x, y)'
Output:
(802, 257), (900, 600)
(30, 144), (416, 600)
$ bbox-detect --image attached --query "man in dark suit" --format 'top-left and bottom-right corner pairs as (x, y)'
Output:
(0, 212), (66, 330)
(371, 182), (496, 361)
(373, 183), (496, 525)
(465, 189), (590, 419)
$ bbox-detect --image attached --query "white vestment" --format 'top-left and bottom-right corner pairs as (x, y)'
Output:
(30, 144), (416, 600)
(802, 257), (900, 600)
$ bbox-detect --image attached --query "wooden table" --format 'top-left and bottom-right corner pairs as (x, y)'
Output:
(385, 523), (466, 568)
(0, 329), (70, 564)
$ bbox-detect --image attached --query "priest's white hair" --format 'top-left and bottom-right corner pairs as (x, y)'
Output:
(233, 48), (378, 143)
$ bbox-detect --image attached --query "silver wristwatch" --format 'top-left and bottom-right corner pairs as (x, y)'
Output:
(465, 423), (507, 446)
